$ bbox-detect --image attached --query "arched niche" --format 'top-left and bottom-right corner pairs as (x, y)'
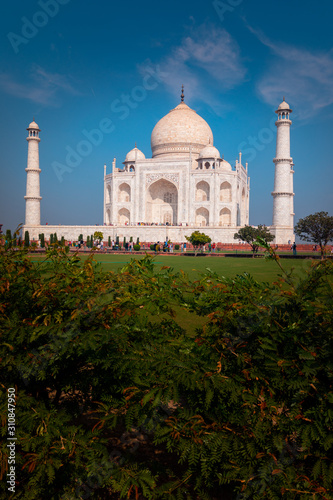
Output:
(195, 207), (209, 226)
(106, 209), (111, 224)
(118, 183), (131, 202)
(196, 181), (210, 202)
(219, 207), (231, 226)
(146, 178), (178, 224)
(220, 181), (232, 202)
(118, 208), (130, 225)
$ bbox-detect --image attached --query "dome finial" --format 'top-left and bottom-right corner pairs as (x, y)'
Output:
(181, 84), (184, 102)
(283, 96), (285, 101)
(135, 142), (137, 148)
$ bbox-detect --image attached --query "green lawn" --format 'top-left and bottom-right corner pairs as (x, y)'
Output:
(29, 251), (313, 282)
(61, 252), (311, 282)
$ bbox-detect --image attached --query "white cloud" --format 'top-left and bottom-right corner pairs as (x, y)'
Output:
(249, 26), (333, 119)
(139, 24), (246, 113)
(0, 65), (82, 106)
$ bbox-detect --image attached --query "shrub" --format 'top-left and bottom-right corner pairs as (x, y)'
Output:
(0, 246), (332, 499)
(108, 236), (111, 247)
(150, 244), (155, 250)
(133, 244), (140, 251)
(175, 244), (180, 250)
(40, 233), (45, 248)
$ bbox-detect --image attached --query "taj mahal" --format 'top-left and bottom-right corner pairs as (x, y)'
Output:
(23, 89), (295, 244)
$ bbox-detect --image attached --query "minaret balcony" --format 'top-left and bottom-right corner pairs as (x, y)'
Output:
(271, 191), (294, 197)
(273, 157), (293, 164)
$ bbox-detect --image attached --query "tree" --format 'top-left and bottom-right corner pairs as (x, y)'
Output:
(40, 233), (45, 248)
(295, 211), (333, 259)
(234, 225), (274, 257)
(93, 231), (103, 244)
(24, 230), (30, 248)
(185, 231), (211, 256)
(108, 236), (111, 247)
(5, 229), (12, 249)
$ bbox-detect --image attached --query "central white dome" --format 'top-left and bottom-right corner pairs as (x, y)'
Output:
(151, 101), (213, 158)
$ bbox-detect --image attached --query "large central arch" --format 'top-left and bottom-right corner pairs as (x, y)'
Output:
(146, 179), (178, 224)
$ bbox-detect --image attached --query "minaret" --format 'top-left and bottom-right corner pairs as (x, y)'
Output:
(25, 119), (42, 226)
(272, 98), (294, 241)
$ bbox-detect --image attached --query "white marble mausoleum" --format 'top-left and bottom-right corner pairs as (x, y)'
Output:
(22, 91), (295, 244)
(104, 89), (250, 238)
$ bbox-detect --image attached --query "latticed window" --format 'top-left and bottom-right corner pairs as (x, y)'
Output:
(164, 192), (174, 203)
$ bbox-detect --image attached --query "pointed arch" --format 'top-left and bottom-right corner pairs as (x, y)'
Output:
(106, 185), (111, 204)
(195, 207), (209, 226)
(219, 208), (231, 226)
(196, 181), (210, 201)
(118, 183), (131, 202)
(220, 181), (232, 202)
(146, 179), (178, 224)
(118, 208), (130, 225)
(106, 209), (111, 224)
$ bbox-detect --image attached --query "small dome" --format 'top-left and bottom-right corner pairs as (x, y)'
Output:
(199, 144), (221, 159)
(220, 159), (232, 170)
(27, 120), (40, 130)
(276, 98), (292, 112)
(125, 146), (145, 162)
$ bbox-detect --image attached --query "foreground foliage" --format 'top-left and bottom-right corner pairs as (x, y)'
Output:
(0, 244), (332, 499)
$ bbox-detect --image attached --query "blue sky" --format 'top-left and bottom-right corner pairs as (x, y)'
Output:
(1, 0), (332, 232)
